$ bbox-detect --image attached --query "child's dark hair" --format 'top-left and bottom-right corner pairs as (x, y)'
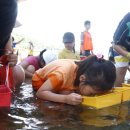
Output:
(39, 49), (47, 65)
(74, 55), (116, 91)
(84, 20), (90, 26)
(63, 32), (75, 43)
(63, 32), (75, 53)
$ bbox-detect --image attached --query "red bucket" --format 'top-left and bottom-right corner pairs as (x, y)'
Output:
(0, 65), (14, 107)
(80, 56), (87, 60)
(0, 85), (11, 107)
(0, 50), (14, 107)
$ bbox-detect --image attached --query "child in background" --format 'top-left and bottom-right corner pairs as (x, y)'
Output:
(32, 54), (116, 105)
(12, 37), (24, 55)
(28, 41), (34, 56)
(58, 32), (80, 60)
(80, 20), (93, 57)
(19, 49), (58, 78)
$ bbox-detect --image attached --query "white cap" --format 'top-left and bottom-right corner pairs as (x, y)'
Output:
(42, 50), (58, 65)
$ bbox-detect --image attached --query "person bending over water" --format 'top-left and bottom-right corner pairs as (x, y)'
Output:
(19, 49), (58, 78)
(32, 54), (116, 105)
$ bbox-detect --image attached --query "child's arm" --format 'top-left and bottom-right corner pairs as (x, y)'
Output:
(36, 79), (82, 105)
(113, 44), (129, 59)
(16, 38), (24, 45)
(5, 37), (18, 66)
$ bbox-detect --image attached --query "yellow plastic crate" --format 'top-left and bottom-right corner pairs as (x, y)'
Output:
(113, 87), (130, 102)
(122, 83), (130, 87)
(82, 92), (122, 109)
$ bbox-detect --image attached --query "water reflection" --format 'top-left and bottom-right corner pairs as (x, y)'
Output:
(80, 103), (128, 127)
(0, 81), (130, 130)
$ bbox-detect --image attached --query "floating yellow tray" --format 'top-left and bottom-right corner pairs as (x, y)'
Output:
(82, 92), (122, 109)
(113, 87), (130, 102)
(82, 87), (130, 109)
(122, 83), (130, 87)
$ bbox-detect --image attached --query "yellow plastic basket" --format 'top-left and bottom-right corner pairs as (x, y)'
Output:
(113, 87), (130, 102)
(122, 83), (130, 87)
(82, 91), (122, 109)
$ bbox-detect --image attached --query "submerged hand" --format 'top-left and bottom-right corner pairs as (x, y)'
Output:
(65, 93), (82, 105)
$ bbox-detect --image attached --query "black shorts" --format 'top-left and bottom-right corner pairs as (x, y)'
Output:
(0, 0), (17, 49)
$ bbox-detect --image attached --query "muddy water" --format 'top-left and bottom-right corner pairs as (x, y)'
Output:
(0, 80), (130, 130)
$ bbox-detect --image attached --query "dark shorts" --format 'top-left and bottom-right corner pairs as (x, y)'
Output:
(0, 0), (17, 49)
(83, 50), (91, 56)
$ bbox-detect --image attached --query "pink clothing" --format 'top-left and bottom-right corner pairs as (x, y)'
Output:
(24, 56), (40, 70)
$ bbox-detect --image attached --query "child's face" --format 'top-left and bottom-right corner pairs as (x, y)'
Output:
(79, 84), (106, 96)
(85, 24), (90, 30)
(64, 43), (74, 51)
(78, 75), (107, 96)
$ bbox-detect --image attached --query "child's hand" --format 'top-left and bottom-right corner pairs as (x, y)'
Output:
(65, 93), (82, 105)
(7, 53), (18, 66)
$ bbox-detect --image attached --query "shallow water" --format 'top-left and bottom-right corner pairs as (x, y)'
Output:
(1, 80), (130, 130)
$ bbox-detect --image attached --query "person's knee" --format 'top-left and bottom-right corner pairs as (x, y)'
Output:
(13, 65), (25, 87)
(26, 65), (35, 73)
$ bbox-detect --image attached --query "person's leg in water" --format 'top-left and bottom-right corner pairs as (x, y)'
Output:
(115, 67), (127, 87)
(114, 54), (129, 87)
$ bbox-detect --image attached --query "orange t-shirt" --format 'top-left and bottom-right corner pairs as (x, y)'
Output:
(81, 31), (93, 51)
(32, 59), (78, 92)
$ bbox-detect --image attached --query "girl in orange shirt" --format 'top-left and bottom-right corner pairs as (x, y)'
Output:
(32, 54), (116, 105)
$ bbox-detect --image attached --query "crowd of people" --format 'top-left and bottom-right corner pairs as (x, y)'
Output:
(0, 0), (130, 106)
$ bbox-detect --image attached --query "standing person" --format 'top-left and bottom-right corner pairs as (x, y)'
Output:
(28, 41), (34, 56)
(0, 0), (25, 88)
(32, 55), (116, 105)
(80, 20), (93, 57)
(58, 32), (80, 60)
(19, 49), (58, 78)
(12, 37), (24, 55)
(112, 12), (130, 87)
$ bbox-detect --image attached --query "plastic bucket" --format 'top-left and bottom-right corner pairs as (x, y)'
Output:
(0, 50), (14, 107)
(0, 65), (14, 90)
(0, 85), (11, 107)
(80, 56), (87, 60)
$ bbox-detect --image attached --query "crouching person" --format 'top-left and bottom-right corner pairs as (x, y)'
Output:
(32, 55), (116, 105)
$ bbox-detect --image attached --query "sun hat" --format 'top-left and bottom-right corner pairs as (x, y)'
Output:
(42, 50), (58, 65)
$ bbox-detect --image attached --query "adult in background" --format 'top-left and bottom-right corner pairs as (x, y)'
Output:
(0, 0), (25, 88)
(112, 12), (130, 87)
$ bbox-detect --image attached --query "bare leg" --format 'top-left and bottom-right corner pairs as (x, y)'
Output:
(115, 67), (127, 87)
(13, 65), (25, 88)
(25, 65), (35, 78)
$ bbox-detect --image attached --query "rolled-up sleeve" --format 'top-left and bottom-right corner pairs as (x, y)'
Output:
(48, 71), (64, 92)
